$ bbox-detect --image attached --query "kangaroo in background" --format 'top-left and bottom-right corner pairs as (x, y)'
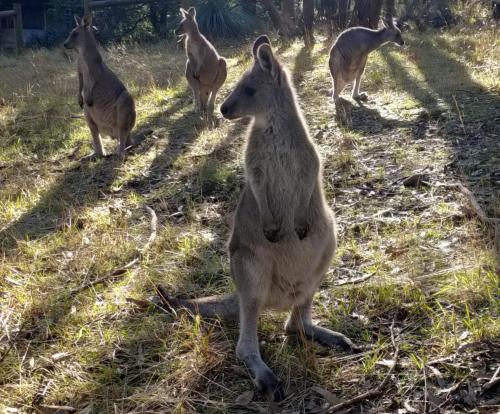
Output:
(64, 15), (137, 160)
(162, 36), (359, 401)
(329, 16), (404, 103)
(175, 7), (227, 116)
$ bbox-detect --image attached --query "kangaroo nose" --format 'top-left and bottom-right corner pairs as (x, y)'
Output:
(220, 104), (229, 116)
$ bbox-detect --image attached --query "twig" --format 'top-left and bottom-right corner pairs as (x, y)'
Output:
(139, 206), (157, 255)
(70, 257), (140, 295)
(70, 206), (157, 295)
(319, 322), (400, 413)
(333, 272), (375, 286)
(482, 365), (500, 394)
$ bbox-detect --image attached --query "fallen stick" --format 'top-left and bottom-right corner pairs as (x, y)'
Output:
(482, 365), (500, 394)
(437, 183), (499, 225)
(70, 206), (157, 295)
(333, 272), (375, 286)
(319, 322), (400, 414)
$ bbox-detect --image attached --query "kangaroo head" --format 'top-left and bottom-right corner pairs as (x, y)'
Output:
(382, 18), (405, 46)
(64, 14), (96, 50)
(175, 7), (198, 36)
(221, 35), (287, 120)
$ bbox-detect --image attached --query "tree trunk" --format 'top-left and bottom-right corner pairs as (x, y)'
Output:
(303, 0), (314, 43)
(282, 0), (295, 22)
(322, 0), (337, 33)
(261, 0), (293, 36)
(351, 0), (383, 28)
(337, 0), (350, 29)
(241, 0), (257, 16)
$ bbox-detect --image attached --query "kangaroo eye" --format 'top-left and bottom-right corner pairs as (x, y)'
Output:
(244, 87), (256, 96)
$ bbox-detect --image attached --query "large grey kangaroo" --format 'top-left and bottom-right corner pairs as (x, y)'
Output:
(162, 36), (359, 401)
(64, 15), (136, 160)
(329, 17), (404, 103)
(175, 7), (227, 116)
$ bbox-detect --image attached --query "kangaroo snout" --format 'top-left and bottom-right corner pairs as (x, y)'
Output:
(220, 102), (234, 119)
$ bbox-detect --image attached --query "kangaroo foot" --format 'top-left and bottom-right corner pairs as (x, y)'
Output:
(79, 151), (104, 162)
(306, 325), (362, 352)
(353, 92), (368, 101)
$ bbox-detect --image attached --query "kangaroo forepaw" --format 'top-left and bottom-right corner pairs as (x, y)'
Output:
(263, 227), (283, 243)
(295, 225), (309, 240)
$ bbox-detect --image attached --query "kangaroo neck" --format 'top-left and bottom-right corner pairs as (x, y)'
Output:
(79, 43), (103, 76)
(253, 88), (306, 144)
(367, 28), (389, 52)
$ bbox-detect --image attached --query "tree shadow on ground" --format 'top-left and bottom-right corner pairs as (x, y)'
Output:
(0, 157), (120, 251)
(381, 35), (500, 249)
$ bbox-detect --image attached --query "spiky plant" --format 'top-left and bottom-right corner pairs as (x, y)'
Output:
(194, 0), (260, 39)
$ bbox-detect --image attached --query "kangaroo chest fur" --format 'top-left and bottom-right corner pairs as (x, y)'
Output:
(78, 54), (131, 137)
(231, 119), (337, 311)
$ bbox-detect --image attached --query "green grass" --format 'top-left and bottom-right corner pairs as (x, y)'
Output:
(1, 25), (499, 413)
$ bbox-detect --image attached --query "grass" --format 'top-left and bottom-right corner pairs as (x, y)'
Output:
(1, 22), (499, 413)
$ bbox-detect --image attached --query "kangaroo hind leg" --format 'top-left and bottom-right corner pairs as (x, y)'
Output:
(285, 296), (360, 352)
(207, 58), (227, 115)
(82, 111), (105, 160)
(232, 250), (284, 401)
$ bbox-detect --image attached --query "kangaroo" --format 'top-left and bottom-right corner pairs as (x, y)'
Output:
(175, 7), (227, 116)
(162, 36), (359, 401)
(329, 17), (404, 103)
(64, 15), (136, 160)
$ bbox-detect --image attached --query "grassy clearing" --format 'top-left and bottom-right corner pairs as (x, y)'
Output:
(1, 24), (499, 413)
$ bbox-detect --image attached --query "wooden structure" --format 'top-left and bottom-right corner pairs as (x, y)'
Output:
(0, 3), (23, 52)
(83, 0), (158, 15)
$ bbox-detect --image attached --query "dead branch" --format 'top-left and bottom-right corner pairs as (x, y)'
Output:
(319, 322), (400, 413)
(70, 205), (157, 295)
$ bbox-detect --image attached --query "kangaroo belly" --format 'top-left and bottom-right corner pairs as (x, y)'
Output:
(229, 188), (336, 311)
(264, 226), (336, 310)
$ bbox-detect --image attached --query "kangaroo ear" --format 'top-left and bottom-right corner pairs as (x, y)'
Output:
(252, 35), (271, 59)
(180, 8), (187, 17)
(188, 7), (196, 18)
(82, 14), (92, 27)
(74, 15), (82, 27)
(257, 43), (280, 81)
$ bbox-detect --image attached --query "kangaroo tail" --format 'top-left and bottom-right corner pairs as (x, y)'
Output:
(157, 287), (239, 321)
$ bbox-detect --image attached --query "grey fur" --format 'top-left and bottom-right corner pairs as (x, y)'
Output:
(175, 7), (227, 116)
(165, 36), (359, 401)
(64, 15), (136, 160)
(329, 20), (404, 103)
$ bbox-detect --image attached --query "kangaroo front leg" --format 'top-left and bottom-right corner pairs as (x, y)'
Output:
(285, 297), (360, 352)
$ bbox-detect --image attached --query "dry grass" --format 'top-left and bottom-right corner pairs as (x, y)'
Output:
(0, 23), (499, 414)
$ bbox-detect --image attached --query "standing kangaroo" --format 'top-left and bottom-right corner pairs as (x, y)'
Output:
(163, 36), (359, 401)
(175, 7), (227, 116)
(64, 15), (136, 160)
(329, 17), (404, 103)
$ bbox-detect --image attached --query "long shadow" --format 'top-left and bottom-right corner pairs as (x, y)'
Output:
(293, 44), (314, 88)
(0, 157), (120, 250)
(382, 34), (500, 249)
(335, 98), (414, 133)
